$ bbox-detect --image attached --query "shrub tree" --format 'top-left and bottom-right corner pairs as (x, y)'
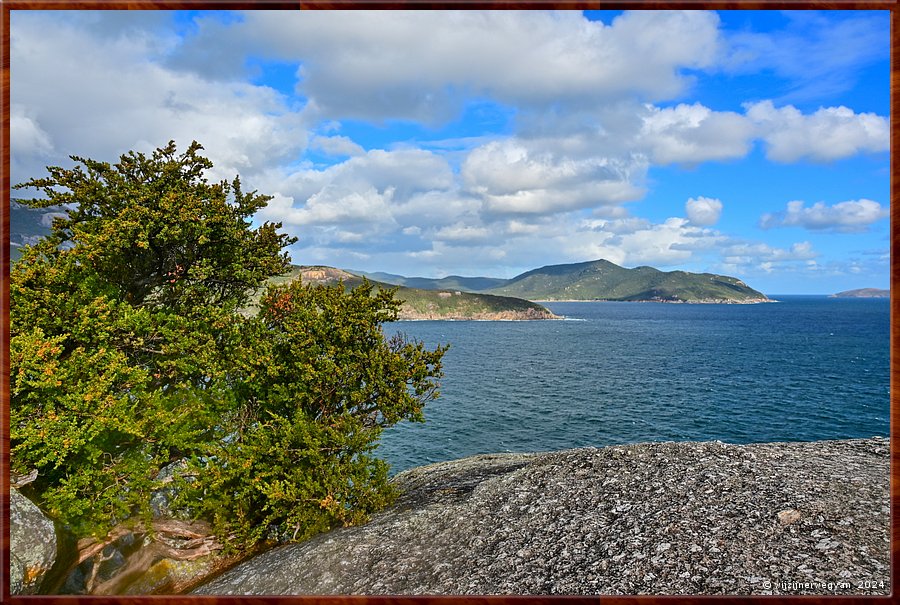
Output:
(10, 142), (445, 555)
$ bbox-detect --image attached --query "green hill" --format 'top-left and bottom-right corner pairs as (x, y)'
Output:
(483, 259), (769, 303)
(354, 271), (508, 293)
(256, 266), (558, 320)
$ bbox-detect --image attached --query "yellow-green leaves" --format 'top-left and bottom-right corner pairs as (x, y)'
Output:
(11, 141), (444, 553)
(176, 280), (445, 549)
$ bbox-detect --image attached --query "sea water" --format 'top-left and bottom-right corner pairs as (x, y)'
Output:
(378, 296), (889, 473)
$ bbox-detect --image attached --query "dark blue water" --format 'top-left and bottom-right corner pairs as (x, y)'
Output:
(378, 296), (889, 473)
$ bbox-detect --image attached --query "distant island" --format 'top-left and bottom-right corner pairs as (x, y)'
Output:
(830, 288), (889, 299)
(358, 259), (770, 304)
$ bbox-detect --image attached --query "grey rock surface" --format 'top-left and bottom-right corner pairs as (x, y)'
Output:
(194, 438), (890, 596)
(10, 487), (58, 594)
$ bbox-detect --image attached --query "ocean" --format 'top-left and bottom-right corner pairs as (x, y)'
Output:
(378, 296), (890, 473)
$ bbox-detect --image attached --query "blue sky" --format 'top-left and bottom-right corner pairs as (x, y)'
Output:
(10, 9), (889, 294)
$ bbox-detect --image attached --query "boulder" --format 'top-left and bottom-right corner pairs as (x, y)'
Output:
(10, 488), (58, 594)
(194, 438), (890, 596)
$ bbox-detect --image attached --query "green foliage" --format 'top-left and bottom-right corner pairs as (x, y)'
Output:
(177, 280), (446, 548)
(16, 141), (291, 313)
(10, 141), (444, 548)
(485, 259), (769, 302)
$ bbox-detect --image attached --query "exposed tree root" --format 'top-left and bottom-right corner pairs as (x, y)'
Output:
(70, 519), (223, 595)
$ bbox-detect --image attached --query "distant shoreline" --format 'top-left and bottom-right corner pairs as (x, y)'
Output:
(531, 298), (775, 304)
(829, 288), (890, 299)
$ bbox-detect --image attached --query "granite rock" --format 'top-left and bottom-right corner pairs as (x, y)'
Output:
(10, 488), (58, 594)
(195, 438), (890, 596)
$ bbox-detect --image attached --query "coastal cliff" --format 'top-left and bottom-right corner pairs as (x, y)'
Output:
(194, 438), (889, 596)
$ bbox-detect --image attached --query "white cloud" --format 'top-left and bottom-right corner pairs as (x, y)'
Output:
(11, 104), (55, 157)
(461, 138), (647, 216)
(172, 10), (721, 122)
(746, 101), (888, 162)
(10, 12), (308, 187)
(255, 148), (500, 258)
(721, 241), (818, 266)
(640, 103), (753, 164)
(569, 216), (727, 268)
(258, 149), (456, 230)
(310, 135), (365, 157)
(638, 100), (887, 166)
(685, 196), (723, 226)
(300, 187), (397, 226)
(760, 199), (889, 232)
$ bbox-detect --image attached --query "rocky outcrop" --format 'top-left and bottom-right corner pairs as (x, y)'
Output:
(10, 488), (58, 594)
(195, 438), (890, 596)
(398, 305), (559, 321)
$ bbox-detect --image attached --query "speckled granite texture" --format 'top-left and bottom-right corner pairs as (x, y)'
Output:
(10, 488), (58, 594)
(195, 438), (890, 596)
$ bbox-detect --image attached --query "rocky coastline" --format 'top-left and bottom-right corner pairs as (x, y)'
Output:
(398, 306), (560, 321)
(195, 438), (890, 596)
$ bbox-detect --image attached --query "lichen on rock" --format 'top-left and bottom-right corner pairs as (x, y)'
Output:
(10, 487), (58, 595)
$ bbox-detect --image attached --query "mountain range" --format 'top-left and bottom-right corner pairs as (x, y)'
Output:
(355, 259), (770, 304)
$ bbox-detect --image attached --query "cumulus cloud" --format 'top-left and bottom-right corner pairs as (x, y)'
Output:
(685, 196), (723, 226)
(461, 138), (647, 216)
(746, 101), (888, 162)
(571, 216), (727, 267)
(636, 100), (887, 166)
(10, 11), (308, 186)
(310, 135), (365, 157)
(760, 199), (888, 232)
(279, 187), (398, 227)
(640, 104), (753, 164)
(171, 10), (721, 123)
(11, 105), (55, 157)
(721, 241), (817, 266)
(257, 148), (457, 229)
